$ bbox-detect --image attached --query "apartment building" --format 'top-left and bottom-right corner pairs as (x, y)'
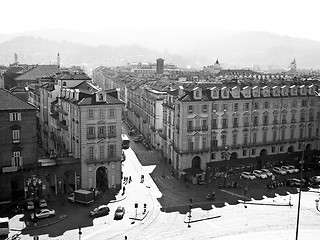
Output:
(0, 88), (37, 202)
(55, 83), (124, 190)
(163, 83), (320, 182)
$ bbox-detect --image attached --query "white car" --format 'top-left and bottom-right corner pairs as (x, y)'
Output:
(253, 170), (268, 179)
(38, 199), (48, 208)
(273, 167), (286, 175)
(240, 172), (256, 180)
(288, 165), (299, 173)
(261, 169), (273, 177)
(30, 208), (55, 220)
(281, 166), (295, 174)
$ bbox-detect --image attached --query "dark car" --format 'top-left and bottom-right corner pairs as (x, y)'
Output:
(89, 205), (110, 218)
(114, 206), (125, 220)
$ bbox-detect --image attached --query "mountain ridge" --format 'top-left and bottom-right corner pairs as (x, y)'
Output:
(0, 28), (319, 70)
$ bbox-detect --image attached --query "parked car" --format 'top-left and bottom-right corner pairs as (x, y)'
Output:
(38, 199), (48, 208)
(134, 137), (141, 143)
(240, 172), (256, 180)
(253, 170), (268, 179)
(281, 166), (295, 174)
(114, 206), (125, 220)
(287, 165), (299, 173)
(273, 167), (286, 175)
(30, 208), (55, 220)
(260, 169), (273, 177)
(89, 205), (110, 218)
(286, 178), (302, 187)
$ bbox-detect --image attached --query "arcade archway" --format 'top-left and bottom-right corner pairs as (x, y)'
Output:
(287, 146), (294, 153)
(191, 156), (201, 169)
(96, 166), (108, 192)
(260, 149), (267, 156)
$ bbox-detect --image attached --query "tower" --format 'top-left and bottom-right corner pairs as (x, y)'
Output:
(57, 53), (60, 68)
(156, 58), (164, 74)
(14, 53), (18, 65)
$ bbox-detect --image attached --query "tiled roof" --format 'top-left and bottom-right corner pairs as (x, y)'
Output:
(78, 94), (123, 106)
(59, 72), (91, 80)
(0, 88), (37, 111)
(15, 65), (61, 81)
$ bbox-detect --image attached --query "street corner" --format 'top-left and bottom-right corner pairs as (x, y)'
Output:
(110, 191), (128, 203)
(184, 209), (221, 224)
(24, 214), (68, 230)
(129, 211), (149, 221)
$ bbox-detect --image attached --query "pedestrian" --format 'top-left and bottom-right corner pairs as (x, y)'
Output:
(162, 171), (165, 179)
(125, 236), (127, 240)
(122, 186), (126, 195)
(129, 176), (132, 183)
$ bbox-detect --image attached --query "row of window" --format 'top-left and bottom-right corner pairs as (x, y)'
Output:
(9, 112), (21, 121)
(87, 125), (117, 139)
(186, 99), (316, 114)
(88, 144), (116, 160)
(87, 108), (116, 120)
(183, 112), (317, 130)
(185, 126), (315, 149)
(210, 143), (305, 160)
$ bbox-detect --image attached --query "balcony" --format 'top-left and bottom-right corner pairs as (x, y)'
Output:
(231, 144), (241, 150)
(288, 138), (298, 143)
(108, 134), (117, 139)
(233, 123), (239, 128)
(243, 122), (249, 127)
(281, 119), (287, 124)
(87, 134), (96, 140)
(86, 156), (120, 164)
(56, 106), (68, 115)
(212, 124), (218, 129)
(187, 126), (208, 132)
(174, 147), (210, 154)
(58, 120), (68, 130)
(98, 134), (106, 139)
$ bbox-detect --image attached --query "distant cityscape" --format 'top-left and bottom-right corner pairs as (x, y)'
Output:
(0, 52), (320, 239)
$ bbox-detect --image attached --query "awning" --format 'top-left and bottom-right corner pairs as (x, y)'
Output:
(182, 168), (204, 176)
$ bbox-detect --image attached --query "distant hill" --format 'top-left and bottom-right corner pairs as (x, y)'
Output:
(0, 28), (320, 70)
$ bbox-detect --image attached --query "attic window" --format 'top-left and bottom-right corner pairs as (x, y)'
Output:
(62, 82), (66, 87)
(196, 91), (200, 98)
(223, 90), (228, 97)
(99, 94), (103, 101)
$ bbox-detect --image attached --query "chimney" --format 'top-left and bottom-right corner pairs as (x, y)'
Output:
(14, 53), (18, 65)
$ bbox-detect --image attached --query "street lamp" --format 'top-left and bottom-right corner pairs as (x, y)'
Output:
(26, 175), (42, 221)
(78, 225), (82, 240)
(223, 146), (229, 187)
(187, 198), (193, 228)
(295, 142), (305, 240)
(243, 187), (248, 208)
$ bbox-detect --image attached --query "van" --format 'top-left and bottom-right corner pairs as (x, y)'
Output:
(0, 217), (9, 238)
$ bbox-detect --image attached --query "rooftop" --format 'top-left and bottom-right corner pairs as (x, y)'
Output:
(0, 88), (37, 111)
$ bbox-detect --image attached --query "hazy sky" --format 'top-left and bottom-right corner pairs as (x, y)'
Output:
(2, 0), (320, 41)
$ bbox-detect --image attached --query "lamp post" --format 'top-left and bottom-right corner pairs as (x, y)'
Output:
(244, 187), (248, 208)
(187, 198), (193, 228)
(295, 142), (305, 240)
(78, 225), (82, 240)
(223, 146), (229, 187)
(26, 175), (42, 221)
(315, 199), (320, 212)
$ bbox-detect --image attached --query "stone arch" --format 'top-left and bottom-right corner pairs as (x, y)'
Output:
(288, 145), (294, 153)
(305, 144), (312, 151)
(191, 156), (201, 169)
(230, 152), (238, 160)
(260, 149), (267, 156)
(96, 166), (108, 192)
